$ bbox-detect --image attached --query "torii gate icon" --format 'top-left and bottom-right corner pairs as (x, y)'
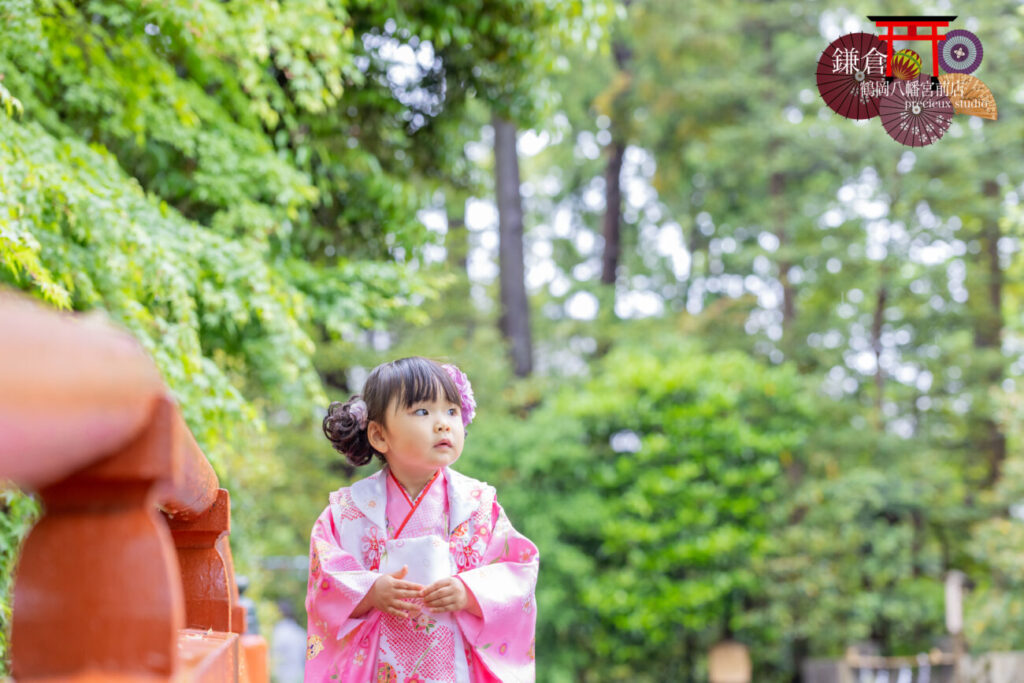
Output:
(867, 15), (957, 88)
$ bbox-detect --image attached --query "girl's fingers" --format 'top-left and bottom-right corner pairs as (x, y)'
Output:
(393, 599), (419, 611)
(420, 578), (450, 595)
(422, 589), (451, 605)
(420, 581), (452, 600)
(394, 580), (424, 591)
(425, 595), (457, 609)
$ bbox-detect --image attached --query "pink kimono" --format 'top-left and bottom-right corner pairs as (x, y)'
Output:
(305, 466), (539, 682)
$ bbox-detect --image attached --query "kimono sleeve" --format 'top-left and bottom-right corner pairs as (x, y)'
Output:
(454, 493), (539, 682)
(304, 498), (381, 676)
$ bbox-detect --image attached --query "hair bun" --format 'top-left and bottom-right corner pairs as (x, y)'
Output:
(323, 397), (377, 466)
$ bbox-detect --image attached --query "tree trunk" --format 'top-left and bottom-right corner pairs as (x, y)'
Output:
(972, 179), (1006, 488)
(871, 280), (888, 432)
(763, 18), (795, 352)
(492, 114), (533, 377)
(600, 29), (632, 287)
(771, 171), (796, 330)
(600, 140), (626, 286)
(445, 198), (469, 274)
(445, 192), (476, 339)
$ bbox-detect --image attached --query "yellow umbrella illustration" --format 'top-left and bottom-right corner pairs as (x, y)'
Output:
(938, 73), (998, 120)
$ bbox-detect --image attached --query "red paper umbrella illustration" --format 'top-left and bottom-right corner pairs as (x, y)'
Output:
(939, 29), (983, 74)
(817, 32), (888, 120)
(878, 74), (955, 147)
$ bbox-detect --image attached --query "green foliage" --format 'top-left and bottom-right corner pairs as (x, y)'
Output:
(753, 464), (957, 676)
(457, 338), (818, 681)
(0, 488), (39, 678)
(0, 117), (437, 451)
(510, 0), (1024, 675)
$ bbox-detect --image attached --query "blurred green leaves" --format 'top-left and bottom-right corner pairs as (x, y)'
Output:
(455, 337), (818, 680)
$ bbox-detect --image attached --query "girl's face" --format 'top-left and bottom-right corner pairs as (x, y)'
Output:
(368, 387), (465, 479)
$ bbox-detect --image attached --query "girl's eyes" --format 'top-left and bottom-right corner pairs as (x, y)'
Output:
(413, 407), (460, 416)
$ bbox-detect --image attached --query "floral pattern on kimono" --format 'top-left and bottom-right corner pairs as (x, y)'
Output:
(305, 465), (539, 682)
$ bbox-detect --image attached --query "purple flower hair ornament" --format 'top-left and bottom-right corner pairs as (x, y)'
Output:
(349, 398), (369, 430)
(442, 363), (476, 427)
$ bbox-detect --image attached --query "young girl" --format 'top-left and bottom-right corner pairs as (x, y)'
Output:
(305, 356), (539, 682)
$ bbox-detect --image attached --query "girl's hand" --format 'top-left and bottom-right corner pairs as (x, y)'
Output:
(367, 566), (423, 618)
(420, 576), (482, 617)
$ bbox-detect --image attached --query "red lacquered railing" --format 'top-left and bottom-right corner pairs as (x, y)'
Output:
(0, 291), (268, 682)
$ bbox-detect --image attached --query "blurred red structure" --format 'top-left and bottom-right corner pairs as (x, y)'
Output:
(0, 291), (268, 682)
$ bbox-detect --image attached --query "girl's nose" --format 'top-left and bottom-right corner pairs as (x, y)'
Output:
(435, 419), (451, 432)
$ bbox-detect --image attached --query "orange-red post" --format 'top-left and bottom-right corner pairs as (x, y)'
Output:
(0, 290), (268, 682)
(11, 397), (186, 679)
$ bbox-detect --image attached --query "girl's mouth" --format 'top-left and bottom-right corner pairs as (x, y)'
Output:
(434, 439), (452, 448)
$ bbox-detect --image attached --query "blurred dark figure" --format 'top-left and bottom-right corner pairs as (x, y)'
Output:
(271, 599), (306, 683)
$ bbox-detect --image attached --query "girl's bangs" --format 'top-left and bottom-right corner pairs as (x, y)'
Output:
(389, 358), (460, 410)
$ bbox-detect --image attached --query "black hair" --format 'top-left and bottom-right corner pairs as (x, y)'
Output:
(322, 356), (463, 466)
